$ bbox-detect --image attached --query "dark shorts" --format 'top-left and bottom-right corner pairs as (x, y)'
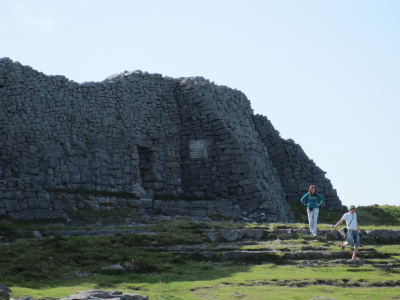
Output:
(346, 229), (360, 247)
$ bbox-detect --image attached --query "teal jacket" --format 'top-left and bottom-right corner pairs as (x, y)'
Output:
(301, 193), (325, 209)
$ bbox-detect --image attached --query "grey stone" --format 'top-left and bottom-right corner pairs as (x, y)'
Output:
(245, 229), (265, 239)
(0, 284), (11, 300)
(4, 200), (20, 212)
(0, 57), (343, 222)
(100, 265), (126, 272)
(61, 290), (148, 300)
(33, 231), (42, 238)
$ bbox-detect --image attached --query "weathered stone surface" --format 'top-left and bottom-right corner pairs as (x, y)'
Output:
(61, 290), (148, 300)
(48, 229), (155, 237)
(0, 284), (11, 300)
(319, 229), (400, 243)
(100, 265), (126, 272)
(245, 229), (265, 239)
(0, 57), (343, 222)
(253, 115), (342, 210)
(204, 229), (266, 242)
(223, 250), (279, 259)
(366, 230), (400, 243)
(33, 231), (42, 238)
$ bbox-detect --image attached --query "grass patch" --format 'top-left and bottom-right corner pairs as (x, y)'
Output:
(2, 206), (400, 300)
(290, 203), (400, 229)
(356, 205), (400, 226)
(290, 203), (348, 224)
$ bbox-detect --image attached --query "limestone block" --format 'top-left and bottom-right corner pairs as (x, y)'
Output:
(190, 209), (207, 217)
(61, 290), (148, 300)
(4, 200), (20, 212)
(204, 230), (219, 242)
(20, 209), (39, 220)
(192, 200), (208, 208)
(39, 199), (51, 208)
(265, 214), (278, 222)
(144, 170), (162, 182)
(176, 201), (190, 208)
(100, 264), (126, 272)
(366, 230), (400, 243)
(245, 229), (265, 239)
(218, 229), (244, 241)
(323, 229), (340, 240)
(221, 209), (241, 218)
(243, 184), (260, 194)
(153, 200), (168, 208)
(19, 200), (28, 210)
(229, 173), (243, 182)
(3, 191), (13, 198)
(325, 189), (337, 197)
(35, 209), (50, 219)
(7, 212), (22, 219)
(84, 200), (100, 211)
(49, 210), (63, 219)
(231, 163), (251, 174)
(165, 208), (188, 216)
(0, 284), (11, 300)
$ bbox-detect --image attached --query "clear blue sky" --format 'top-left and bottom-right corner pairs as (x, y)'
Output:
(1, 0), (399, 208)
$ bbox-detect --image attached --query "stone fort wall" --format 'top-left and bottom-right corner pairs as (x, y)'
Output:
(0, 58), (342, 222)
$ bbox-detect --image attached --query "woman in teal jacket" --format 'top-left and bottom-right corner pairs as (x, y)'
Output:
(301, 185), (325, 236)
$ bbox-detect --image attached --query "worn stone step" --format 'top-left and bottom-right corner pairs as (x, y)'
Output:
(139, 241), (396, 261)
(203, 228), (400, 243)
(293, 258), (400, 267)
(222, 250), (393, 260)
(48, 229), (155, 237)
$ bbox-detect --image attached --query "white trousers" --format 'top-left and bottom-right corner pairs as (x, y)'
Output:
(307, 208), (319, 235)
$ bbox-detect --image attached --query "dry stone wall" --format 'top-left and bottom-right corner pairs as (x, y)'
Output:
(175, 78), (292, 222)
(0, 58), (342, 222)
(0, 178), (63, 219)
(253, 115), (341, 210)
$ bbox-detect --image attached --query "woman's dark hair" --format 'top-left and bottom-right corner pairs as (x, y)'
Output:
(308, 185), (317, 196)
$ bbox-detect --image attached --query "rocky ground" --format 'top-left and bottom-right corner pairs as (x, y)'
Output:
(1, 214), (400, 300)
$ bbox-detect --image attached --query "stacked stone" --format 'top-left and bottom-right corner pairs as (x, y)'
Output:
(0, 57), (341, 221)
(152, 199), (241, 219)
(0, 178), (63, 219)
(253, 114), (342, 210)
(175, 78), (293, 222)
(0, 58), (182, 198)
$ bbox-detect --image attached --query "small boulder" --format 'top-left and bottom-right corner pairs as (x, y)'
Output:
(0, 284), (11, 300)
(33, 231), (42, 238)
(61, 290), (148, 300)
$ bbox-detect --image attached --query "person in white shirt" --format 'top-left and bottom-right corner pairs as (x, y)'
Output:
(331, 205), (361, 260)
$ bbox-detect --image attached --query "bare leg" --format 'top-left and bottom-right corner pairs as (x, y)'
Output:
(352, 246), (359, 260)
(341, 242), (348, 251)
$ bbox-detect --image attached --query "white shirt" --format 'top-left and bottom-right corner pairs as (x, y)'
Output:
(342, 212), (357, 230)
